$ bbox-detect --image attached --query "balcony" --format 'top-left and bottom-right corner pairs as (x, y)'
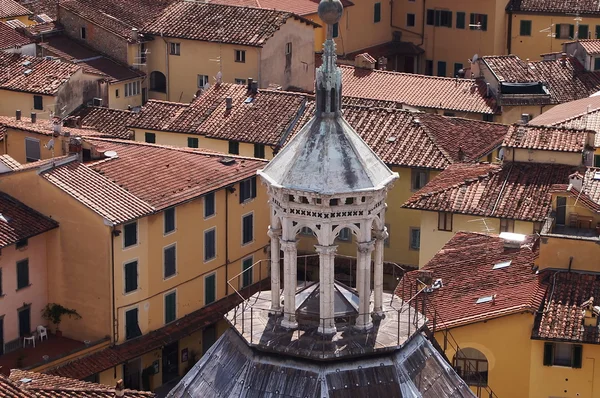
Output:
(542, 216), (600, 241)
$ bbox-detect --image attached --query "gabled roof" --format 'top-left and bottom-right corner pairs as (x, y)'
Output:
(572, 39), (600, 55)
(0, 191), (58, 248)
(0, 21), (32, 51)
(143, 2), (316, 46)
(530, 95), (600, 127)
(0, 0), (31, 18)
(397, 232), (544, 329)
(0, 116), (107, 138)
(13, 0), (58, 20)
(502, 124), (591, 152)
(340, 65), (498, 115)
(68, 106), (136, 139)
(507, 0), (600, 15)
(403, 162), (574, 221)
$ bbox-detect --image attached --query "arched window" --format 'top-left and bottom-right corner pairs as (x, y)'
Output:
(453, 348), (488, 387)
(149, 71), (166, 93)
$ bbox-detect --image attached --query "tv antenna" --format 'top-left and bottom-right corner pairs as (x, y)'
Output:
(467, 218), (495, 233)
(540, 23), (556, 52)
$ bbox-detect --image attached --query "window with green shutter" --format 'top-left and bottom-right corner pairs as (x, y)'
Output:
(254, 143), (265, 158)
(165, 291), (176, 324)
(16, 259), (29, 289)
(204, 228), (216, 261)
(239, 177), (257, 202)
(333, 22), (339, 38)
(164, 207), (175, 234)
(470, 13), (487, 31)
(124, 260), (138, 293)
(204, 192), (215, 218)
(520, 20), (532, 36)
(374, 2), (381, 23)
(595, 58), (600, 71)
(543, 342), (554, 366)
(242, 214), (253, 244)
(556, 24), (575, 39)
(125, 308), (142, 340)
(242, 257), (253, 288)
(579, 25), (590, 39)
(205, 273), (216, 304)
(187, 137), (199, 148)
(437, 61), (447, 77)
(123, 222), (137, 248)
(595, 154), (600, 166)
(596, 25), (600, 38)
(228, 140), (239, 155)
(456, 12), (465, 29)
(144, 132), (155, 143)
(572, 344), (583, 368)
(164, 245), (176, 278)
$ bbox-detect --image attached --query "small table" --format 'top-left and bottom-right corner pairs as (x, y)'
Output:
(23, 335), (35, 348)
(578, 216), (594, 230)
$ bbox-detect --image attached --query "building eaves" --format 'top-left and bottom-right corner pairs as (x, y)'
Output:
(502, 124), (590, 152)
(0, 0), (31, 18)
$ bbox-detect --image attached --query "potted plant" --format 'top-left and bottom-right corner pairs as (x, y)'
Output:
(41, 303), (81, 337)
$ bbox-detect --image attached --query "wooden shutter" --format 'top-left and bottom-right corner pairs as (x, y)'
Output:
(205, 229), (215, 260)
(164, 246), (176, 278)
(205, 274), (216, 304)
(165, 292), (176, 323)
(25, 138), (41, 162)
(543, 342), (554, 366)
(243, 214), (253, 244)
(569, 24), (575, 39)
(596, 25), (600, 39)
(426, 9), (434, 25)
(239, 181), (245, 203)
(251, 177), (257, 198)
(17, 259), (29, 289)
(125, 261), (137, 293)
(555, 24), (561, 38)
(580, 25), (589, 39)
(469, 13), (475, 29)
(572, 345), (583, 368)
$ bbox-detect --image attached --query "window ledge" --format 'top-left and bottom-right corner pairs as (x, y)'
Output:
(16, 284), (32, 292)
(163, 230), (177, 237)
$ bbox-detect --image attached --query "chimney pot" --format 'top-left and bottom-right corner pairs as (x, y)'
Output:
(30, 112), (36, 123)
(131, 28), (139, 41)
(16, 110), (21, 120)
(561, 52), (567, 67)
(225, 96), (233, 110)
(115, 379), (125, 397)
(251, 81), (258, 95)
(247, 78), (253, 91)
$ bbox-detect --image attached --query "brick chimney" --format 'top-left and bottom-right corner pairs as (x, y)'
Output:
(115, 379), (125, 397)
(354, 53), (376, 70)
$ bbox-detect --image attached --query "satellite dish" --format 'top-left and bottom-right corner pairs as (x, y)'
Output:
(471, 54), (479, 63)
(44, 139), (54, 150)
(104, 150), (118, 158)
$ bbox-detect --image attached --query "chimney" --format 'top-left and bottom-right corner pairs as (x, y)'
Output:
(75, 116), (82, 128)
(68, 136), (83, 161)
(53, 120), (62, 135)
(131, 28), (139, 41)
(30, 112), (36, 123)
(354, 53), (376, 70)
(561, 52), (567, 67)
(486, 82), (491, 98)
(250, 81), (258, 95)
(225, 96), (233, 110)
(417, 269), (433, 286)
(115, 379), (125, 397)
(569, 171), (584, 192)
(458, 146), (465, 161)
(247, 78), (253, 91)
(15, 109), (21, 121)
(521, 113), (530, 124)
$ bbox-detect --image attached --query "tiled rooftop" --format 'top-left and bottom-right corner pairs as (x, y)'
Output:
(8, 370), (154, 397)
(534, 271), (600, 344)
(207, 0), (353, 15)
(14, 0), (58, 20)
(68, 107), (136, 139)
(530, 95), (600, 127)
(340, 65), (498, 115)
(143, 2), (316, 46)
(572, 39), (600, 55)
(582, 167), (600, 207)
(22, 21), (62, 36)
(502, 124), (591, 152)
(0, 191), (57, 248)
(397, 232), (544, 329)
(507, 0), (600, 14)
(0, 0), (31, 18)
(403, 162), (574, 221)
(38, 35), (144, 82)
(0, 116), (106, 137)
(0, 21), (32, 51)
(0, 53), (80, 95)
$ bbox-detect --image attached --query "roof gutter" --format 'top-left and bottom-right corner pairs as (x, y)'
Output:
(507, 10), (513, 54)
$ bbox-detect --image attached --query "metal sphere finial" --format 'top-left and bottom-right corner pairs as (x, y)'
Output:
(318, 0), (343, 26)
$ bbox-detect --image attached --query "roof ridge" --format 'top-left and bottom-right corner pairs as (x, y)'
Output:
(338, 64), (478, 82)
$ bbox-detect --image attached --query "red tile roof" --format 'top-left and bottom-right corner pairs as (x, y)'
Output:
(22, 21), (62, 36)
(0, 21), (32, 50)
(143, 2), (317, 46)
(503, 124), (591, 152)
(0, 53), (81, 95)
(0, 191), (58, 248)
(0, 374), (34, 398)
(0, 116), (107, 138)
(46, 282), (265, 380)
(68, 107), (135, 139)
(581, 167), (600, 207)
(507, 0), (600, 14)
(403, 162), (574, 221)
(397, 232), (544, 329)
(208, 0), (317, 16)
(572, 39), (600, 55)
(14, 0), (58, 20)
(0, 0), (31, 18)
(8, 370), (153, 397)
(534, 271), (600, 343)
(340, 65), (498, 115)
(530, 95), (600, 127)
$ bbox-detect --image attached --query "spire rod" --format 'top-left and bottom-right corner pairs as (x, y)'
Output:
(316, 0), (343, 117)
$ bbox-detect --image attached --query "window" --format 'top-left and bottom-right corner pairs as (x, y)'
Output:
(164, 291), (176, 324)
(144, 132), (156, 143)
(140, 43), (147, 64)
(483, 114), (494, 122)
(374, 2), (381, 23)
(123, 222), (137, 248)
(407, 13), (415, 27)
(33, 95), (43, 110)
(409, 228), (420, 250)
(16, 238), (28, 250)
(187, 137), (199, 148)
(456, 12), (466, 29)
(337, 227), (351, 241)
(164, 207), (175, 234)
(115, 89), (120, 98)
(594, 58), (600, 71)
(164, 245), (176, 278)
(333, 22), (339, 38)
(124, 260), (138, 293)
(555, 24), (574, 39)
(205, 273), (216, 304)
(125, 81), (140, 97)
(426, 9), (452, 27)
(438, 212), (453, 231)
(16, 259), (29, 289)
(254, 143), (265, 159)
(411, 169), (428, 191)
(579, 25), (590, 39)
(235, 50), (246, 63)
(544, 342), (583, 368)
(595, 154), (600, 167)
(80, 27), (86, 39)
(198, 74), (209, 89)
(204, 192), (215, 218)
(596, 25), (600, 39)
(242, 257), (253, 288)
(25, 137), (40, 163)
(454, 348), (488, 386)
(300, 226), (313, 236)
(125, 308), (142, 340)
(285, 42), (292, 55)
(500, 218), (514, 233)
(235, 78), (247, 85)
(520, 20), (532, 36)
(204, 228), (216, 261)
(228, 141), (239, 155)
(242, 213), (253, 245)
(149, 71), (166, 93)
(240, 177), (257, 202)
(169, 42), (180, 55)
(426, 9), (434, 25)
(469, 13), (488, 31)
(425, 60), (433, 75)
(437, 61), (447, 76)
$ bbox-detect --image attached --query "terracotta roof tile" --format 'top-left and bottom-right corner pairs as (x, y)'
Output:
(397, 232), (544, 329)
(572, 39), (600, 55)
(403, 162), (574, 221)
(0, 116), (107, 138)
(503, 124), (590, 152)
(0, 374), (34, 398)
(0, 53), (80, 95)
(0, 0), (31, 18)
(340, 65), (498, 115)
(507, 0), (600, 14)
(128, 99), (189, 131)
(581, 167), (600, 206)
(0, 191), (57, 248)
(22, 21), (62, 36)
(14, 0), (58, 20)
(0, 154), (21, 170)
(68, 107), (136, 139)
(0, 22), (32, 51)
(534, 271), (600, 343)
(207, 0), (319, 15)
(530, 95), (600, 127)
(143, 2), (316, 46)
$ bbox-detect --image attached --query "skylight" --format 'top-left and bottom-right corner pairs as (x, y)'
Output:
(492, 260), (511, 270)
(476, 296), (494, 304)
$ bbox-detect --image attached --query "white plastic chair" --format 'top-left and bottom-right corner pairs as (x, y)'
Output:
(37, 325), (48, 341)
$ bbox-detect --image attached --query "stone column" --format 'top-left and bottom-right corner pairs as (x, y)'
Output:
(316, 244), (337, 334)
(268, 227), (282, 313)
(280, 240), (298, 329)
(356, 241), (375, 330)
(373, 229), (388, 317)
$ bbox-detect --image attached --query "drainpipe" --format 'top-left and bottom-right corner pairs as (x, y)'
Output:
(225, 187), (230, 295)
(161, 33), (170, 100)
(507, 12), (513, 54)
(568, 256), (573, 272)
(257, 48), (262, 89)
(110, 225), (118, 344)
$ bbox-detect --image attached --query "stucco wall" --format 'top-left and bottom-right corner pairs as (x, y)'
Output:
(3, 44), (36, 57)
(56, 69), (101, 118)
(504, 147), (582, 166)
(0, 91), (54, 119)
